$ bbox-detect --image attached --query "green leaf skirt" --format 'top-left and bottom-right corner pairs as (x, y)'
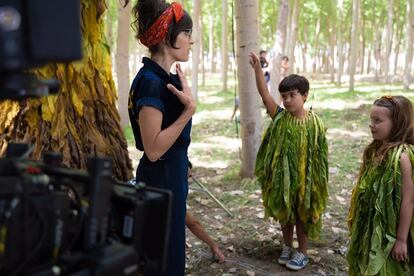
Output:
(347, 144), (414, 275)
(255, 110), (328, 239)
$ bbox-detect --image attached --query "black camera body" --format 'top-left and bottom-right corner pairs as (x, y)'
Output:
(0, 145), (172, 275)
(0, 0), (82, 99)
(0, 0), (82, 72)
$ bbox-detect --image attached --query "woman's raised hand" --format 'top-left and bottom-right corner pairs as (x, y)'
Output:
(167, 63), (196, 114)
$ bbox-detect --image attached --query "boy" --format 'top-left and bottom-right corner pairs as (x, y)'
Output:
(249, 52), (328, 271)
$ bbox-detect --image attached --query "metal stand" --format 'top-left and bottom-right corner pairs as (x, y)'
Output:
(190, 176), (233, 218)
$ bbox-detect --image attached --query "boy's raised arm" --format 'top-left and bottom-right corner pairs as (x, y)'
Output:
(249, 52), (278, 118)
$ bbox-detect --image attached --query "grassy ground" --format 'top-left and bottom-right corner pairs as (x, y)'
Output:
(126, 74), (414, 275)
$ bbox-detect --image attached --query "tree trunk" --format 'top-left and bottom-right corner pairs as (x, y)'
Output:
(106, 0), (117, 73)
(367, 47), (372, 74)
(284, 4), (291, 54)
(349, 0), (360, 91)
(116, 0), (132, 128)
(312, 18), (321, 77)
(131, 46), (139, 77)
(337, 0), (344, 86)
(191, 0), (201, 100)
(301, 25), (308, 73)
(0, 0), (133, 180)
(322, 46), (328, 73)
(393, 26), (402, 75)
(209, 14), (215, 74)
(374, 28), (382, 82)
(270, 0), (289, 104)
(106, 0), (115, 49)
(404, 0), (414, 89)
(383, 0), (394, 83)
(286, 0), (300, 74)
(328, 1), (336, 83)
(235, 0), (262, 178)
(200, 14), (206, 86)
(359, 15), (365, 75)
(221, 0), (229, 91)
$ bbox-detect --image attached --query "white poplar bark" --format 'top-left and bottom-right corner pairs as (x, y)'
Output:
(404, 0), (414, 89)
(235, 0), (262, 178)
(221, 0), (229, 91)
(191, 0), (201, 100)
(115, 0), (132, 127)
(349, 0), (360, 91)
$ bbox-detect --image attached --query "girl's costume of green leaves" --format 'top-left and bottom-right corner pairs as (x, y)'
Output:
(347, 144), (414, 275)
(255, 110), (328, 239)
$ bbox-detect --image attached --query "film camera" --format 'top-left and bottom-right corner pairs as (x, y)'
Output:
(0, 0), (82, 99)
(0, 145), (172, 275)
(0, 0), (172, 275)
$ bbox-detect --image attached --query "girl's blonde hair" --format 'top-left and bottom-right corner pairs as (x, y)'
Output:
(361, 95), (414, 169)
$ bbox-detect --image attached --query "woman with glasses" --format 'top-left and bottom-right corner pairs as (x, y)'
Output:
(128, 1), (195, 275)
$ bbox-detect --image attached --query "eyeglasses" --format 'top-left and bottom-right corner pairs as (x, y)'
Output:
(182, 29), (192, 38)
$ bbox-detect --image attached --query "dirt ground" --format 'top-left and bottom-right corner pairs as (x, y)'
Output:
(184, 166), (349, 276)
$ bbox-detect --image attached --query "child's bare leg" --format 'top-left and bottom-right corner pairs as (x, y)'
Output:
(281, 223), (294, 247)
(295, 219), (308, 254)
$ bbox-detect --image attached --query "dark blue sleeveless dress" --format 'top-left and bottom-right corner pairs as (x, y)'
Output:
(128, 57), (191, 276)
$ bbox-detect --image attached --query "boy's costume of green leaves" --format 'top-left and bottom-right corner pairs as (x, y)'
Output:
(255, 110), (328, 239)
(347, 144), (414, 275)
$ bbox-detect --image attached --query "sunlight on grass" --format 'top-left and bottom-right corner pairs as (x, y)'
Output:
(125, 74), (412, 182)
(192, 109), (232, 124)
(328, 128), (369, 139)
(188, 158), (229, 169)
(312, 99), (370, 110)
(197, 95), (226, 104)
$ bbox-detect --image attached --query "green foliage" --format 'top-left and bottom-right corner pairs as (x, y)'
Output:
(347, 145), (414, 275)
(259, 0), (279, 49)
(123, 126), (135, 145)
(106, 0), (412, 79)
(255, 110), (328, 239)
(105, 0), (119, 48)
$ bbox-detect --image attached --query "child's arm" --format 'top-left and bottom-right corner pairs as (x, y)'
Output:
(186, 212), (226, 263)
(249, 52), (278, 119)
(391, 152), (414, 262)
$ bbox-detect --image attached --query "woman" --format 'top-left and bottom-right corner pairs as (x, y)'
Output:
(128, 1), (195, 275)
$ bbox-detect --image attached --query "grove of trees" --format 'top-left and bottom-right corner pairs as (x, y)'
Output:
(106, 0), (413, 176)
(0, 0), (413, 179)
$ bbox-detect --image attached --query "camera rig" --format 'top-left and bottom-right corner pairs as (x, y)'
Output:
(0, 144), (172, 275)
(0, 0), (82, 99)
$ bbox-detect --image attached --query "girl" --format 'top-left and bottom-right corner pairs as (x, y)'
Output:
(128, 1), (195, 275)
(347, 95), (414, 275)
(249, 52), (328, 271)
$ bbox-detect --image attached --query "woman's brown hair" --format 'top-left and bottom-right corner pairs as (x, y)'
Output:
(131, 0), (192, 54)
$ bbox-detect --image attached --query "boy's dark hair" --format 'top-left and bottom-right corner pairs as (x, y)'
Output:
(259, 50), (267, 55)
(132, 0), (193, 54)
(281, 55), (289, 61)
(188, 161), (193, 169)
(279, 74), (309, 96)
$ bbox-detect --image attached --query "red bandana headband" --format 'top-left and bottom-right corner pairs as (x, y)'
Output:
(139, 2), (184, 47)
